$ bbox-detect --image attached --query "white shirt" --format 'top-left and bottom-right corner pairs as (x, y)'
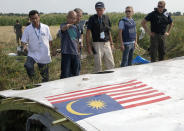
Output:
(21, 23), (52, 64)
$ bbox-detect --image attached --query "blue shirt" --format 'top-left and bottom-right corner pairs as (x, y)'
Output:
(60, 23), (80, 55)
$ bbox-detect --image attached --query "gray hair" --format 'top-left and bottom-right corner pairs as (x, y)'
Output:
(74, 8), (83, 13)
(126, 6), (134, 11)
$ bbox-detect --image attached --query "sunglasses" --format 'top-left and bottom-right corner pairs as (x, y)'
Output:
(158, 5), (164, 8)
(125, 10), (131, 13)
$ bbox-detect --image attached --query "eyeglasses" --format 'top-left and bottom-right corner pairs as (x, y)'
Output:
(158, 5), (164, 8)
(125, 10), (131, 13)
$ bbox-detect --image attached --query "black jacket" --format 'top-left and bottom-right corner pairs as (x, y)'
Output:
(145, 8), (173, 35)
(87, 14), (111, 42)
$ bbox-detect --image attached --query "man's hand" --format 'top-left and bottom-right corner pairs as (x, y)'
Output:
(66, 24), (73, 29)
(86, 29), (92, 55)
(21, 42), (27, 51)
(61, 24), (73, 31)
(149, 32), (155, 37)
(134, 42), (138, 47)
(121, 44), (125, 51)
(23, 45), (28, 52)
(87, 46), (92, 55)
(164, 32), (170, 36)
(135, 42), (140, 51)
(110, 43), (114, 50)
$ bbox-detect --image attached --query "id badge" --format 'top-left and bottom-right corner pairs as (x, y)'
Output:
(100, 32), (105, 39)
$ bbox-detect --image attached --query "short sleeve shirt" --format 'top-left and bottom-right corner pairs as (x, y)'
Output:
(145, 9), (173, 34)
(60, 23), (80, 55)
(21, 23), (52, 64)
(118, 17), (135, 30)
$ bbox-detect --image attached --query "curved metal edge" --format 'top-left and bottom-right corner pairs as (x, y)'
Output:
(0, 96), (84, 131)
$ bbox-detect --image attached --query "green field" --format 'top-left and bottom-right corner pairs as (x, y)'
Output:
(0, 13), (184, 90)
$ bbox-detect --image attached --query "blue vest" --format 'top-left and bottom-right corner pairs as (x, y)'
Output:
(121, 18), (136, 42)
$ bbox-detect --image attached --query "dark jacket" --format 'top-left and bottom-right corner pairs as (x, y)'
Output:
(145, 8), (173, 35)
(87, 14), (111, 42)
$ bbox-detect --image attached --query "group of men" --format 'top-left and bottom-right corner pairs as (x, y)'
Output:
(21, 1), (173, 82)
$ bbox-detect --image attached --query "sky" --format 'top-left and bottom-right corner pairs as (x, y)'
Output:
(0, 0), (184, 14)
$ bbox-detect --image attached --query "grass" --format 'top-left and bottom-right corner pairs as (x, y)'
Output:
(0, 15), (184, 90)
(0, 26), (60, 90)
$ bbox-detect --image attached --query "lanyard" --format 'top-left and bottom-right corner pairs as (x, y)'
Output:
(32, 24), (41, 41)
(34, 28), (40, 40)
(98, 17), (102, 24)
(98, 16), (104, 33)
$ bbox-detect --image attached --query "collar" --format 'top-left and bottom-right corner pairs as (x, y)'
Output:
(32, 23), (41, 29)
(123, 17), (133, 20)
(154, 8), (167, 14)
(95, 14), (104, 18)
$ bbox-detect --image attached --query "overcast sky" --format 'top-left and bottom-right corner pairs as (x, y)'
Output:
(1, 0), (184, 14)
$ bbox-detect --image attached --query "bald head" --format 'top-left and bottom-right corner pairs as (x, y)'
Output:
(67, 11), (77, 24)
(158, 1), (166, 6)
(157, 1), (166, 13)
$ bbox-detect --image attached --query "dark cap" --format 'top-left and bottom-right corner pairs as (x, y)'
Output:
(95, 2), (105, 9)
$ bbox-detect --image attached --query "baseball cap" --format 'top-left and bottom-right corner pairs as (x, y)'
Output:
(95, 2), (105, 9)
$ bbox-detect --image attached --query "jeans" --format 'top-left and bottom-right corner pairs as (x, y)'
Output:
(121, 42), (134, 67)
(24, 56), (49, 82)
(60, 54), (80, 79)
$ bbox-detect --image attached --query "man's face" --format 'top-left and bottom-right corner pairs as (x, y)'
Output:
(157, 3), (165, 13)
(76, 12), (83, 23)
(125, 8), (133, 17)
(30, 14), (40, 27)
(96, 8), (105, 16)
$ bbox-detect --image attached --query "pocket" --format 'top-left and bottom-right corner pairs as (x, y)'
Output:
(161, 35), (166, 41)
(104, 42), (110, 47)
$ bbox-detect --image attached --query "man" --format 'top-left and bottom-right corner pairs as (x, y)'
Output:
(74, 8), (83, 53)
(86, 2), (115, 72)
(119, 6), (137, 67)
(60, 11), (80, 79)
(14, 20), (22, 45)
(74, 8), (83, 73)
(141, 1), (173, 62)
(21, 10), (52, 82)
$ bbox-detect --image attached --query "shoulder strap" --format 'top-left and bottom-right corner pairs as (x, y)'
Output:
(103, 15), (109, 20)
(118, 18), (125, 25)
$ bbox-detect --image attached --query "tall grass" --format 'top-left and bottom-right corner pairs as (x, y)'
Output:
(0, 14), (184, 90)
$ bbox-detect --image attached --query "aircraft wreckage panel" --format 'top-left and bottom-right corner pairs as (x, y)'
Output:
(1, 57), (184, 131)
